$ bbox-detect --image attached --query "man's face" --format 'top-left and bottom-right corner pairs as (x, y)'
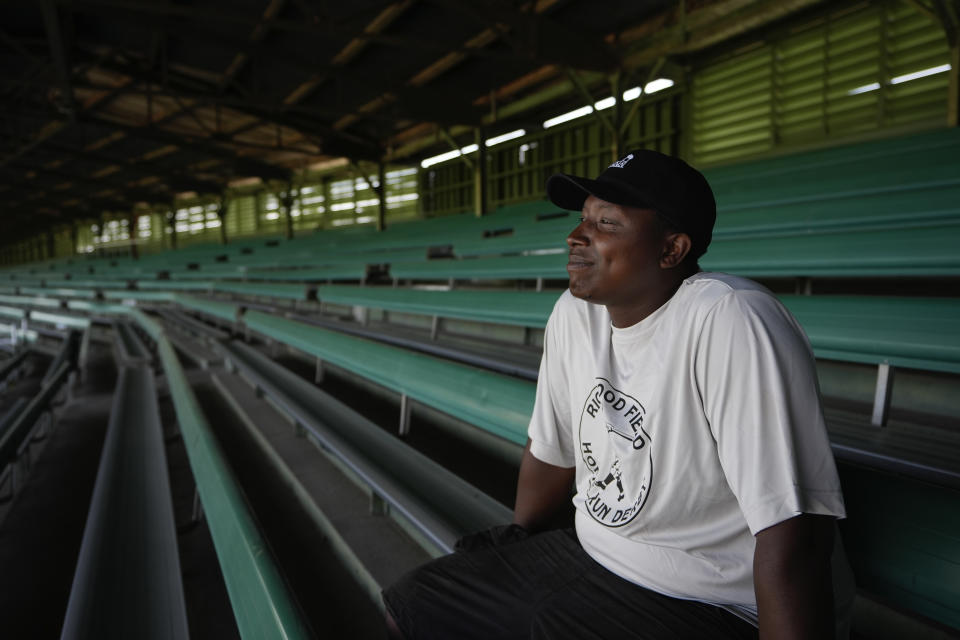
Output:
(566, 195), (667, 311)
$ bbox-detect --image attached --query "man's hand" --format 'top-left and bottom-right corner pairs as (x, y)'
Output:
(754, 513), (835, 639)
(513, 440), (576, 532)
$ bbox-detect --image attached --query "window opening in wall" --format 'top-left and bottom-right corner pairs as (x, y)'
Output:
(542, 78), (675, 129)
(138, 214), (152, 238)
(848, 63), (951, 95)
(421, 129), (526, 168)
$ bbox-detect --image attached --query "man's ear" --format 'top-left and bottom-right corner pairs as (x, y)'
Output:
(660, 232), (692, 269)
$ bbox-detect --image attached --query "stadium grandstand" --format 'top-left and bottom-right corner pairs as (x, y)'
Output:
(0, 0), (958, 638)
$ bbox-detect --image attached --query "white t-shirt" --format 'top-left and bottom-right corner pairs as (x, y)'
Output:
(528, 272), (853, 629)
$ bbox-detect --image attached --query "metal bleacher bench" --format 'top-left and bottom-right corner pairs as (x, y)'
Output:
(316, 285), (559, 328)
(213, 281), (313, 301)
(308, 285), (960, 375)
(389, 252), (568, 286)
(129, 309), (311, 639)
(60, 363), (188, 639)
(242, 309), (534, 446)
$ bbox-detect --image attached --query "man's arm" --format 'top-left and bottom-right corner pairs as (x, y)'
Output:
(513, 440), (576, 532)
(754, 513), (835, 639)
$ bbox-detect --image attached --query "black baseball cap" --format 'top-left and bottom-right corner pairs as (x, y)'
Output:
(546, 149), (717, 259)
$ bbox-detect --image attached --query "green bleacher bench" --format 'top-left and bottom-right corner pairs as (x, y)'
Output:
(213, 281), (313, 301)
(242, 309), (534, 445)
(0, 306), (27, 322)
(29, 311), (91, 330)
(174, 295), (241, 324)
(779, 295), (960, 374)
(228, 246), (430, 270)
(127, 309), (311, 640)
(66, 300), (138, 315)
(316, 285), (559, 328)
(20, 286), (99, 300)
(706, 128), (960, 210)
(137, 279), (215, 292)
(168, 267), (245, 280)
(486, 199), (562, 220)
(453, 214), (575, 258)
(0, 294), (63, 309)
(702, 222), (960, 277)
(219, 338), (511, 555)
(313, 287), (960, 374)
(60, 364), (189, 639)
(712, 182), (960, 239)
(390, 252), (568, 282)
(243, 264), (369, 282)
(103, 290), (177, 302)
(45, 279), (130, 290)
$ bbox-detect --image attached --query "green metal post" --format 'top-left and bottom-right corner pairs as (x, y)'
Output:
(282, 185), (295, 240)
(166, 209), (178, 251)
(377, 161), (387, 231)
(474, 128), (488, 217)
(321, 176), (332, 229)
(218, 197), (229, 245)
(949, 36), (959, 127)
(128, 213), (139, 260)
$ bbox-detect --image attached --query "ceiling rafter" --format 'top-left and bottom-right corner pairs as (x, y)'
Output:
(40, 0), (77, 119)
(70, 53), (386, 159)
(79, 112), (293, 181)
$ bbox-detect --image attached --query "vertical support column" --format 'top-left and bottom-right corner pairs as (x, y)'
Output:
(128, 213), (139, 260)
(70, 223), (78, 256)
(217, 197), (229, 245)
(949, 35), (959, 127)
(166, 209), (178, 251)
(609, 71), (623, 160)
(871, 363), (895, 427)
(97, 215), (106, 257)
(46, 230), (56, 261)
(282, 185), (295, 240)
(474, 128), (488, 217)
(377, 160), (387, 231)
(398, 393), (412, 436)
(321, 176), (332, 229)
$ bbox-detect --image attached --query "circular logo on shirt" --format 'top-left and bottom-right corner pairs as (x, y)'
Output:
(578, 378), (652, 528)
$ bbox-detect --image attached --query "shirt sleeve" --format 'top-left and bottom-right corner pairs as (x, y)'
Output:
(527, 300), (576, 468)
(696, 290), (846, 535)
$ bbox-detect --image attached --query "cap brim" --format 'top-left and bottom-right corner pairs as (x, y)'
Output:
(546, 173), (653, 212)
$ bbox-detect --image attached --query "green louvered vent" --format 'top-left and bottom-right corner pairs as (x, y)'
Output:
(226, 193), (260, 238)
(691, 0), (951, 166)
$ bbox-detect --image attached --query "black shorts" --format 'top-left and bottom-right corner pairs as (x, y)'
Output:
(382, 526), (758, 640)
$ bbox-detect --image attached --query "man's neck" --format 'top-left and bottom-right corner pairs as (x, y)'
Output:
(606, 282), (682, 328)
(606, 269), (694, 328)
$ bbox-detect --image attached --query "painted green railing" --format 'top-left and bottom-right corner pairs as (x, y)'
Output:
(128, 307), (312, 640)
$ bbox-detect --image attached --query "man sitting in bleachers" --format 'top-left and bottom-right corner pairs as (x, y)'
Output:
(383, 150), (854, 639)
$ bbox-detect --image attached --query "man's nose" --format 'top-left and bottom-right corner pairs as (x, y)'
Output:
(567, 220), (591, 247)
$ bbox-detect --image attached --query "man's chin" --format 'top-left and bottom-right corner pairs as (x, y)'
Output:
(567, 281), (595, 302)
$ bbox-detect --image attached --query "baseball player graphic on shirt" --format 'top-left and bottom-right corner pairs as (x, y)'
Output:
(579, 378), (652, 528)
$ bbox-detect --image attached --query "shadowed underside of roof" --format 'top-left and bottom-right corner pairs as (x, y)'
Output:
(0, 0), (836, 241)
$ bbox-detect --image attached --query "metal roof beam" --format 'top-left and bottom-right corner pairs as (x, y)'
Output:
(40, 142), (224, 194)
(40, 0), (77, 119)
(80, 113), (293, 181)
(427, 0), (616, 71)
(4, 161), (175, 203)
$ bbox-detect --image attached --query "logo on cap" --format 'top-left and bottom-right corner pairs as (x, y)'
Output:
(608, 153), (634, 169)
